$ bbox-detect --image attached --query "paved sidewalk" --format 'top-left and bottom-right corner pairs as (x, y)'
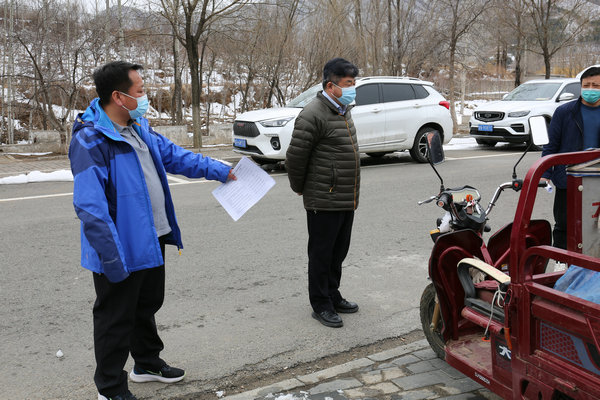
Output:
(0, 146), (242, 178)
(223, 339), (500, 400)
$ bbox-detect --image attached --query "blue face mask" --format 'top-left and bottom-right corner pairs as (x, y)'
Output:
(582, 89), (600, 105)
(332, 82), (356, 106)
(120, 92), (149, 119)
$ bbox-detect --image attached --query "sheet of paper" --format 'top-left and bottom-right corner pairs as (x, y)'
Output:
(212, 156), (276, 221)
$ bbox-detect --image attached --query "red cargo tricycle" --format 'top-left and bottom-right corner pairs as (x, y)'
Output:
(419, 118), (600, 400)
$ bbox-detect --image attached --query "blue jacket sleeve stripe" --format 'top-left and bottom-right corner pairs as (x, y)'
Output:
(75, 205), (129, 282)
(70, 131), (129, 282)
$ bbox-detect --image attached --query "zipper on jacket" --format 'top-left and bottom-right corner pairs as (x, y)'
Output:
(329, 162), (336, 192)
(344, 116), (359, 209)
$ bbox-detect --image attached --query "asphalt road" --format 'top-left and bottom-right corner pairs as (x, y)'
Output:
(0, 145), (554, 399)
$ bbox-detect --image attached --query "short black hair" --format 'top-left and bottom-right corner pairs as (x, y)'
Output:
(581, 66), (600, 82)
(93, 61), (144, 105)
(322, 58), (359, 89)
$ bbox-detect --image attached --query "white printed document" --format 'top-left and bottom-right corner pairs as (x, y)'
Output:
(212, 156), (276, 221)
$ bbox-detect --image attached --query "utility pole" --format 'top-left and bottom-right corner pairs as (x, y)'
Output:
(6, 0), (15, 144)
(105, 0), (110, 62)
(117, 0), (125, 58)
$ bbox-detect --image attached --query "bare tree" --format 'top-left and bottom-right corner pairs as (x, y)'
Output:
(526, 0), (594, 79)
(264, 0), (300, 108)
(14, 0), (92, 147)
(437, 0), (493, 133)
(160, 0), (247, 148)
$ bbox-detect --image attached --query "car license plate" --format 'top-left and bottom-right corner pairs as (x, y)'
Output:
(234, 138), (247, 148)
(478, 124), (493, 132)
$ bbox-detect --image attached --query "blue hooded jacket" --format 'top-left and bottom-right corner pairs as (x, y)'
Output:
(69, 98), (231, 282)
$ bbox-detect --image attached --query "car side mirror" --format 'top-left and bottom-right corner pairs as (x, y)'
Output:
(426, 130), (445, 165)
(557, 92), (575, 102)
(529, 116), (549, 146)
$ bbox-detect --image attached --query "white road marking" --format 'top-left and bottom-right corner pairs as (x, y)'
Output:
(0, 192), (74, 202)
(0, 178), (212, 202)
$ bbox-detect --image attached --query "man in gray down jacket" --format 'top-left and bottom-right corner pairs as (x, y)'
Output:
(285, 58), (360, 328)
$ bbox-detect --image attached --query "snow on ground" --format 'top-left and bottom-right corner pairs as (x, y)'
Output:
(0, 170), (73, 185)
(1, 152), (52, 156)
(444, 137), (478, 150)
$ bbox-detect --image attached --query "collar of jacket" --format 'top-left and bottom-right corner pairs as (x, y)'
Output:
(316, 91), (354, 115)
(79, 97), (147, 141)
(570, 98), (585, 134)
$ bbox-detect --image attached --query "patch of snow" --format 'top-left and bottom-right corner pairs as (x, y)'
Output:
(445, 137), (479, 150)
(2, 152), (52, 156)
(0, 169), (73, 185)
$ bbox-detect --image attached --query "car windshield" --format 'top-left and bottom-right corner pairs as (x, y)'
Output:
(287, 84), (322, 107)
(503, 82), (562, 101)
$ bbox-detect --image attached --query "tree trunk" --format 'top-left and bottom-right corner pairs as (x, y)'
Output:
(544, 51), (551, 79)
(449, 42), (458, 134)
(171, 35), (183, 124)
(186, 38), (202, 148)
(514, 46), (523, 87)
(514, 8), (523, 87)
(241, 69), (254, 112)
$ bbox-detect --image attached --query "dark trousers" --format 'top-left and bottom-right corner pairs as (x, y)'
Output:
(553, 188), (567, 250)
(306, 210), (355, 313)
(93, 237), (166, 397)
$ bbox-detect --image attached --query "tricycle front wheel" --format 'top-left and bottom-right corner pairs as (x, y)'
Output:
(420, 283), (446, 359)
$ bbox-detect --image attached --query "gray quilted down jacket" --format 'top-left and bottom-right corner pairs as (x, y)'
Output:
(285, 92), (360, 211)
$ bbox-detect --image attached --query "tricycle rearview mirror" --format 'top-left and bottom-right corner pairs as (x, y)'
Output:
(529, 116), (549, 146)
(426, 130), (445, 165)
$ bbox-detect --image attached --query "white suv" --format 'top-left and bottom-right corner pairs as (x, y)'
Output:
(232, 77), (453, 163)
(469, 78), (581, 147)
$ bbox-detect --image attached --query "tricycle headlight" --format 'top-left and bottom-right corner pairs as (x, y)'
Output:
(259, 117), (294, 127)
(507, 110), (530, 118)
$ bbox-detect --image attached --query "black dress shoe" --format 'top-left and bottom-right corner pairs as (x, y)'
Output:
(334, 299), (359, 313)
(312, 310), (343, 328)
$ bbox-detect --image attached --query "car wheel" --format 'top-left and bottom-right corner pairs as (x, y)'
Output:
(410, 127), (436, 163)
(366, 152), (389, 158)
(475, 139), (497, 147)
(420, 283), (446, 360)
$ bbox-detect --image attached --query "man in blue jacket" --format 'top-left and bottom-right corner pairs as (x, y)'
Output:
(69, 61), (235, 400)
(541, 66), (600, 249)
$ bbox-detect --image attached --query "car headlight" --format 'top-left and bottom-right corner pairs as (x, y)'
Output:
(507, 110), (530, 118)
(259, 117), (294, 127)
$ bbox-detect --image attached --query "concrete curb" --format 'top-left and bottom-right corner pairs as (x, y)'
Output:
(224, 339), (431, 399)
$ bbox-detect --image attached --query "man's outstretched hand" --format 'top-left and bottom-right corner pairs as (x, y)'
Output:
(227, 169), (237, 181)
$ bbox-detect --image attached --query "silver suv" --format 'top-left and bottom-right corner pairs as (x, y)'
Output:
(232, 76), (453, 163)
(469, 78), (581, 147)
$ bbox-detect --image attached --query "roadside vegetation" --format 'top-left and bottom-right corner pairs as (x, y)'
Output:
(1, 0), (599, 148)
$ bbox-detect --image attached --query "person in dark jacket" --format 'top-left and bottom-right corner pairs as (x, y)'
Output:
(541, 66), (600, 249)
(69, 61), (235, 400)
(285, 58), (360, 328)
